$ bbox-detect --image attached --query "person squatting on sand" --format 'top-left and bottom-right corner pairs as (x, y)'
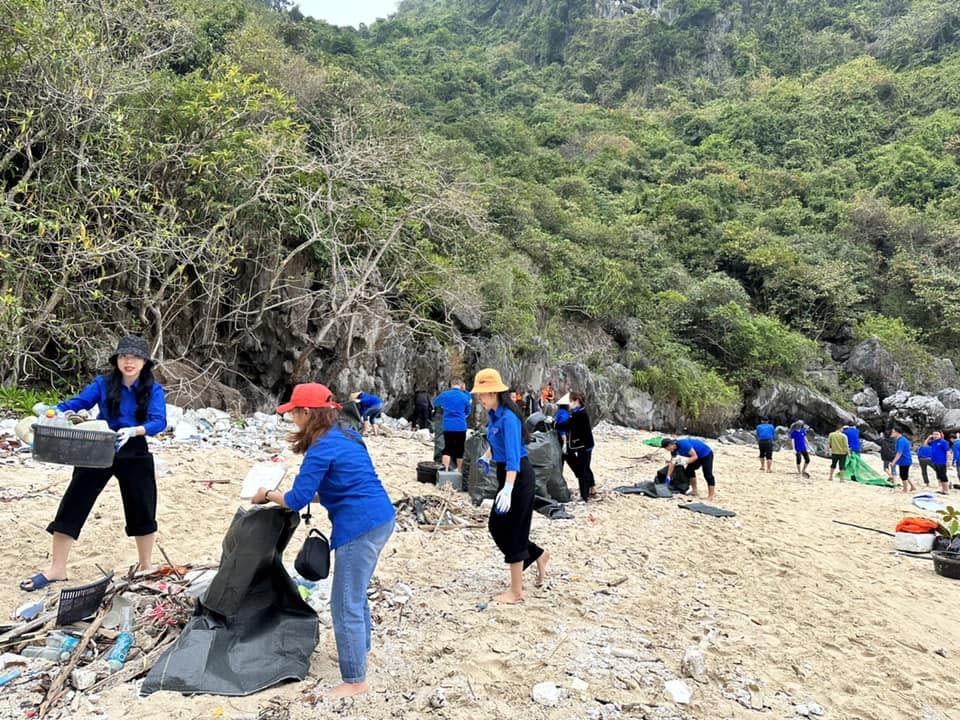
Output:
(471, 368), (549, 604)
(20, 335), (167, 592)
(253, 383), (395, 698)
(661, 436), (717, 502)
(888, 426), (916, 493)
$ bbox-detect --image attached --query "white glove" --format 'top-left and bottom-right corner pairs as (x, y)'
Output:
(494, 483), (514, 514)
(115, 427), (137, 449)
(674, 457), (689, 467)
(562, 442), (567, 455)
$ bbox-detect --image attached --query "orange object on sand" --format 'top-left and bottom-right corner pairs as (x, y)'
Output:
(895, 517), (940, 534)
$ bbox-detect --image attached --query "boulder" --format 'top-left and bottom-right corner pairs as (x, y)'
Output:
(749, 382), (857, 435)
(942, 409), (960, 433)
(851, 387), (879, 408)
(881, 390), (910, 410)
(937, 388), (960, 410)
(888, 395), (947, 436)
(929, 358), (960, 391)
(154, 360), (246, 414)
(594, 363), (682, 432)
(844, 338), (903, 398)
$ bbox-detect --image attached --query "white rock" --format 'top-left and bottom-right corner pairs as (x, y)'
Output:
(429, 687), (445, 708)
(532, 681), (562, 706)
(569, 677), (589, 692)
(172, 420), (198, 441)
(164, 404), (184, 429)
(664, 679), (692, 705)
(611, 647), (640, 659)
(681, 645), (707, 681)
(71, 667), (97, 690)
(795, 702), (825, 717)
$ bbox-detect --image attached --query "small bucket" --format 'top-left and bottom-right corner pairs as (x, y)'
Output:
(416, 461), (441, 484)
(437, 469), (462, 491)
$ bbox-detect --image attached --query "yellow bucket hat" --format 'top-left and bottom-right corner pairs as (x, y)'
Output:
(470, 368), (508, 394)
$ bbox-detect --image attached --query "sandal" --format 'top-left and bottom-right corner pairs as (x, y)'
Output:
(19, 573), (66, 592)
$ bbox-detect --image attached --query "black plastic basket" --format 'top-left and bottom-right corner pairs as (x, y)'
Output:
(32, 424), (116, 468)
(416, 461), (441, 484)
(932, 550), (960, 580)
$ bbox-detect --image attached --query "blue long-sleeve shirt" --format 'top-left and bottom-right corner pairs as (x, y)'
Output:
(283, 424), (395, 549)
(953, 439), (960, 465)
(555, 407), (570, 439)
(486, 404), (527, 473)
(842, 427), (861, 453)
(356, 393), (382, 413)
(433, 388), (471, 432)
(674, 438), (713, 459)
(57, 375), (167, 435)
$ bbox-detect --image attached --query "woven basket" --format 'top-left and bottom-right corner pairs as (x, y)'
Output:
(931, 550), (960, 580)
(32, 425), (116, 468)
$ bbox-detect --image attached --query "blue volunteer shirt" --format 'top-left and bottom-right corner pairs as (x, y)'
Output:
(555, 407), (570, 439)
(929, 438), (949, 465)
(895, 436), (912, 466)
(357, 393), (382, 413)
(953, 439), (960, 464)
(283, 424), (395, 549)
(674, 437), (713, 459)
(755, 423), (775, 442)
(433, 388), (471, 432)
(917, 445), (932, 460)
(842, 427), (861, 453)
(790, 429), (807, 452)
(58, 375), (167, 435)
(486, 404), (527, 472)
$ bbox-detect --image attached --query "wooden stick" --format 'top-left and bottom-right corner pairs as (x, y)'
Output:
(157, 545), (185, 580)
(87, 632), (176, 693)
(0, 612), (56, 645)
(39, 603), (109, 718)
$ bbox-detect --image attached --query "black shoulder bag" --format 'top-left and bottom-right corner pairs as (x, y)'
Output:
(294, 501), (330, 581)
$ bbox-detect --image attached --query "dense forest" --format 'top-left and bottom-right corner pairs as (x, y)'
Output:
(2, 0), (959, 426)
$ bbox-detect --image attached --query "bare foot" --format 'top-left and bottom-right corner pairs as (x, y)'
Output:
(535, 550), (550, 587)
(706, 493), (716, 502)
(329, 681), (369, 698)
(493, 590), (524, 604)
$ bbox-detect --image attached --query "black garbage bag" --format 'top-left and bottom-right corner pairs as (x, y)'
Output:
(524, 412), (554, 434)
(341, 402), (362, 433)
(465, 433), (499, 505)
(657, 464), (690, 494)
(527, 430), (571, 503)
(141, 506), (318, 696)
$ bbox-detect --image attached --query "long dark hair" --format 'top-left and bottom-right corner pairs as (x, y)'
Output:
(289, 408), (364, 454)
(496, 390), (530, 444)
(105, 363), (156, 423)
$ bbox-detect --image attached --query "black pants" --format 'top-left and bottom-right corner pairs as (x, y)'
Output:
(919, 458), (931, 484)
(489, 457), (543, 568)
(686, 453), (716, 487)
(568, 449), (595, 501)
(47, 437), (158, 539)
(412, 405), (431, 430)
(934, 463), (948, 483)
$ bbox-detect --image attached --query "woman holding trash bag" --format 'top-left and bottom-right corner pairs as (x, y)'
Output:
(567, 391), (596, 501)
(19, 335), (167, 592)
(472, 368), (549, 604)
(253, 383), (395, 699)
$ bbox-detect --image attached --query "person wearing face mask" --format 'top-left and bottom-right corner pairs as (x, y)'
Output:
(472, 368), (549, 604)
(253, 383), (394, 699)
(19, 335), (167, 592)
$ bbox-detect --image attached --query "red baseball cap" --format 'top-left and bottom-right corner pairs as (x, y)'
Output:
(277, 383), (343, 414)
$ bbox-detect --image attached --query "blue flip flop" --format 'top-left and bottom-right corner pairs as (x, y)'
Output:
(18, 573), (64, 592)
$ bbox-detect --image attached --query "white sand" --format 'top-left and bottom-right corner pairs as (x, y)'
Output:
(1, 430), (957, 719)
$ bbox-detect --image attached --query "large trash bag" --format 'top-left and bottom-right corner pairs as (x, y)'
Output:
(141, 506), (318, 696)
(846, 452), (896, 487)
(341, 402), (362, 433)
(527, 430), (570, 503)
(465, 433), (498, 505)
(524, 412), (554, 434)
(432, 407), (445, 464)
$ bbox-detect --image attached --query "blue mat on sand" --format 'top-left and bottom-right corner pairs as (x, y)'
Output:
(679, 502), (736, 518)
(912, 493), (946, 513)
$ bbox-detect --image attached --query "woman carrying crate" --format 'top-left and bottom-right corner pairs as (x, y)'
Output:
(19, 335), (167, 592)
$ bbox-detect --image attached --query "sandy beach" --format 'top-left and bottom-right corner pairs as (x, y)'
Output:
(1, 425), (958, 719)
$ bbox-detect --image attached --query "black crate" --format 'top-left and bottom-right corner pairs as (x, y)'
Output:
(32, 424), (116, 468)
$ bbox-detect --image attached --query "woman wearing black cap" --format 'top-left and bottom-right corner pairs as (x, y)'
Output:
(19, 335), (167, 592)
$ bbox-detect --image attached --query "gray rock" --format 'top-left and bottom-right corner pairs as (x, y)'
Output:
(844, 338), (903, 398)
(929, 358), (959, 391)
(943, 409), (960, 433)
(749, 382), (856, 434)
(888, 395), (947, 436)
(882, 390), (911, 410)
(937, 388), (960, 409)
(851, 387), (879, 408)
(681, 646), (707, 682)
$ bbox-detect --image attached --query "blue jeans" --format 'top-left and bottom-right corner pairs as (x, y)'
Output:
(330, 517), (394, 683)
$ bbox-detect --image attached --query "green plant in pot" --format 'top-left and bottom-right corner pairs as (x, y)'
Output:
(934, 506), (960, 554)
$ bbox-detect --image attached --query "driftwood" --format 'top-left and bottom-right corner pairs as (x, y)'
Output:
(88, 632), (177, 693)
(39, 604), (108, 718)
(0, 611), (57, 646)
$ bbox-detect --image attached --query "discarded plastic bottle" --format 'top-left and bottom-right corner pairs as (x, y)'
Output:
(105, 607), (135, 673)
(58, 635), (80, 662)
(40, 409), (68, 428)
(22, 645), (62, 661)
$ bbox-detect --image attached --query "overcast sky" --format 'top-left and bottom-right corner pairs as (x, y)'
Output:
(296, 0), (400, 27)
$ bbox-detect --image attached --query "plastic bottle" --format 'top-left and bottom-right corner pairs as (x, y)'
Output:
(105, 606), (135, 673)
(22, 646), (62, 661)
(40, 409), (68, 428)
(58, 635), (80, 662)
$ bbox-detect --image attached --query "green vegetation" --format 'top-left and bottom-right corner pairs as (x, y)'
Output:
(2, 0), (960, 424)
